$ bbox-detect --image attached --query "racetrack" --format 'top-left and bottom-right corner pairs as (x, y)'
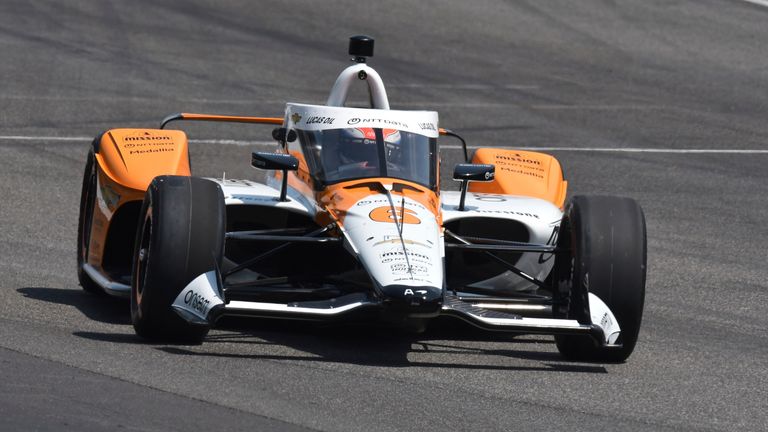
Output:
(2, 0), (767, 430)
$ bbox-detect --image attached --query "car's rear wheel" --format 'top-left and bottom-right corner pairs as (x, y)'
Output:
(77, 145), (102, 294)
(553, 195), (646, 363)
(131, 175), (225, 343)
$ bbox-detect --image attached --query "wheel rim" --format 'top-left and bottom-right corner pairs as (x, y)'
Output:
(135, 211), (152, 302)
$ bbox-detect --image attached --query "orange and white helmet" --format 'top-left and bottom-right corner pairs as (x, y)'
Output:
(339, 127), (401, 163)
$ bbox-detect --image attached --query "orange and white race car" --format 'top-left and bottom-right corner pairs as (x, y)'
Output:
(77, 36), (646, 362)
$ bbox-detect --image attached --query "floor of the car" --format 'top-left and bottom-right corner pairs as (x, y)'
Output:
(102, 266), (131, 286)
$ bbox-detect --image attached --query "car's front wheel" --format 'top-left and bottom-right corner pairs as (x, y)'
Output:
(131, 175), (225, 343)
(553, 195), (647, 363)
(77, 145), (101, 294)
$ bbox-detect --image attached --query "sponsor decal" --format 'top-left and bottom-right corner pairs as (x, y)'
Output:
(391, 263), (409, 274)
(369, 206), (421, 224)
(127, 148), (175, 155)
(305, 116), (335, 125)
(469, 208), (540, 219)
(124, 135), (173, 142)
(474, 195), (506, 202)
(379, 249), (432, 264)
(356, 198), (386, 206)
(391, 263), (428, 275)
(587, 292), (621, 344)
(404, 288), (428, 296)
(357, 198), (427, 210)
(122, 132), (176, 155)
(600, 312), (613, 329)
(284, 103), (438, 138)
(494, 153), (542, 166)
(373, 238), (429, 247)
(172, 271), (224, 321)
(497, 167), (544, 179)
(484, 171), (494, 180)
(394, 276), (429, 283)
(490, 153), (546, 179)
(228, 195), (278, 203)
(418, 122), (436, 131)
(184, 290), (211, 316)
(347, 117), (408, 128)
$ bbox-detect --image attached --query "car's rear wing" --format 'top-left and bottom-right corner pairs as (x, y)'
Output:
(160, 112), (469, 157)
(160, 112), (283, 129)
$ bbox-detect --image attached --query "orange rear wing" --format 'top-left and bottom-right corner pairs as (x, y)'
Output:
(468, 148), (568, 209)
(160, 112), (283, 129)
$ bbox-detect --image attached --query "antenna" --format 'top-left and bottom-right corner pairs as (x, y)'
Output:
(349, 35), (374, 63)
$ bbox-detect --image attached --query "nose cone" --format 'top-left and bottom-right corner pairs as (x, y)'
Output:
(380, 284), (443, 316)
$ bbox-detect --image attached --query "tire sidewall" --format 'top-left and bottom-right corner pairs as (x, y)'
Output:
(554, 195), (647, 362)
(130, 176), (225, 342)
(77, 148), (101, 293)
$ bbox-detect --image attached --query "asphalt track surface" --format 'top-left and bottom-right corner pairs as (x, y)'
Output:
(1, 1), (767, 431)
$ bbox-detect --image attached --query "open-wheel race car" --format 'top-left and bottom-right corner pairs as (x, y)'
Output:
(77, 36), (646, 362)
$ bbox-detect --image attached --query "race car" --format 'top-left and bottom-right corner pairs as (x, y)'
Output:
(77, 36), (646, 362)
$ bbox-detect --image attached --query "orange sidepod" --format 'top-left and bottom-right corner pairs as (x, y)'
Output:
(468, 148), (568, 209)
(95, 129), (191, 191)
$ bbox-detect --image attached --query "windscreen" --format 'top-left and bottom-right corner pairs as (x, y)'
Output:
(284, 103), (440, 189)
(296, 127), (437, 188)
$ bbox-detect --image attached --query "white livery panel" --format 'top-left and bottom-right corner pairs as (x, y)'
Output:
(342, 193), (443, 289)
(442, 191), (563, 291)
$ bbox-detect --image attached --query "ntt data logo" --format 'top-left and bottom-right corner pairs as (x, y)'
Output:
(347, 118), (408, 128)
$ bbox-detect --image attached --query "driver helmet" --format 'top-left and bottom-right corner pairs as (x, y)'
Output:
(339, 127), (401, 165)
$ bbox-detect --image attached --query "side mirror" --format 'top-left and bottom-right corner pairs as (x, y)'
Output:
(452, 163), (494, 211)
(271, 127), (297, 144)
(252, 152), (299, 171)
(251, 152), (299, 201)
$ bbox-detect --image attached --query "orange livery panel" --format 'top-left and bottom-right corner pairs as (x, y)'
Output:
(95, 129), (191, 192)
(86, 129), (191, 270)
(469, 148), (567, 208)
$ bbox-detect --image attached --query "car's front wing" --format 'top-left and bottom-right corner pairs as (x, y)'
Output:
(170, 273), (621, 348)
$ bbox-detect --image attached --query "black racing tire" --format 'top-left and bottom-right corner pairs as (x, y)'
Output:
(553, 195), (646, 363)
(130, 175), (225, 343)
(76, 146), (102, 294)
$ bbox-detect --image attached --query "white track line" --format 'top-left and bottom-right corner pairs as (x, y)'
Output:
(741, 0), (768, 8)
(190, 139), (273, 146)
(479, 147), (768, 154)
(0, 135), (90, 141)
(1, 135), (767, 153)
(0, 135), (274, 146)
